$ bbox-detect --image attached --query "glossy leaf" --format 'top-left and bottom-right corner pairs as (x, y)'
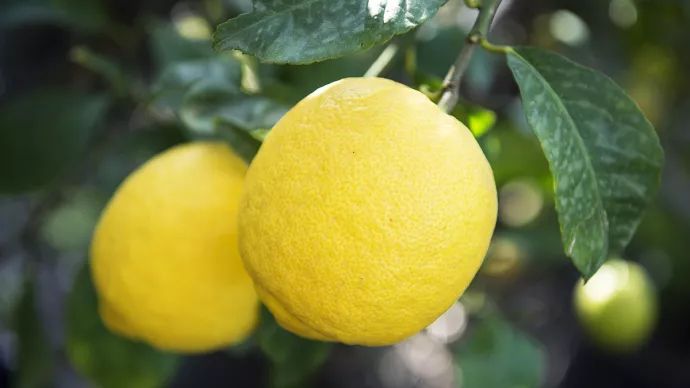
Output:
(213, 0), (449, 64)
(66, 265), (178, 388)
(507, 47), (664, 279)
(455, 317), (544, 388)
(258, 307), (332, 388)
(0, 89), (109, 194)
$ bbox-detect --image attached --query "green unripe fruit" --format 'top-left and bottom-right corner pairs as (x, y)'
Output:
(574, 258), (657, 353)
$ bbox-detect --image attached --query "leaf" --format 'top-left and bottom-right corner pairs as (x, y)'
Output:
(258, 306), (332, 388)
(180, 83), (289, 134)
(506, 47), (664, 279)
(0, 89), (110, 194)
(215, 122), (264, 164)
(455, 317), (544, 388)
(213, 0), (449, 64)
(179, 83), (288, 162)
(50, 0), (109, 31)
(452, 102), (497, 138)
(0, 0), (108, 31)
(152, 56), (242, 110)
(66, 265), (178, 388)
(11, 277), (52, 388)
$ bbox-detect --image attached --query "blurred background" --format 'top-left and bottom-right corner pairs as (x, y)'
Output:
(1, 0), (689, 387)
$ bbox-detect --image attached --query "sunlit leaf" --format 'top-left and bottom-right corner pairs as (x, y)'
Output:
(452, 103), (497, 138)
(455, 316), (544, 388)
(0, 89), (109, 194)
(507, 47), (664, 279)
(258, 306), (332, 388)
(66, 265), (178, 388)
(213, 0), (449, 64)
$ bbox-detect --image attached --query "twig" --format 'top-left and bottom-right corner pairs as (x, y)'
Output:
(437, 0), (504, 113)
(364, 43), (401, 78)
(364, 29), (418, 79)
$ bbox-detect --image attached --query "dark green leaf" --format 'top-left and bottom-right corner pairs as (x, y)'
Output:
(213, 0), (449, 64)
(152, 56), (242, 110)
(12, 277), (52, 388)
(179, 83), (288, 162)
(50, 0), (109, 31)
(180, 83), (288, 134)
(215, 121), (264, 164)
(507, 47), (664, 279)
(258, 306), (332, 388)
(66, 265), (178, 388)
(0, 89), (109, 194)
(0, 0), (108, 31)
(455, 317), (544, 388)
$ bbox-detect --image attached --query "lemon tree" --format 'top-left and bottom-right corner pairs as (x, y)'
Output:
(0, 0), (669, 387)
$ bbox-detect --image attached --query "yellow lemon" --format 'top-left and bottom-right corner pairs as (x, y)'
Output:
(90, 142), (259, 353)
(574, 258), (657, 353)
(239, 77), (497, 346)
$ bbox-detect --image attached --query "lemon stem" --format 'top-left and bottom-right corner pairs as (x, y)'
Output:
(437, 0), (504, 113)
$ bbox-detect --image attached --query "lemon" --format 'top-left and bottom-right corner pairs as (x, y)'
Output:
(574, 258), (657, 353)
(239, 77), (497, 346)
(90, 142), (259, 353)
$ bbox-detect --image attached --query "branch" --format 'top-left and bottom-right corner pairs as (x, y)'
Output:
(437, 0), (504, 113)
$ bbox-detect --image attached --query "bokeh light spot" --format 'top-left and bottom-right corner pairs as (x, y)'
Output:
(549, 10), (590, 46)
(609, 0), (638, 29)
(426, 301), (468, 344)
(498, 179), (544, 227)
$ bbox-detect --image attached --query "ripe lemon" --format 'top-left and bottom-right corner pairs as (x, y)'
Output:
(239, 77), (497, 346)
(90, 142), (259, 353)
(574, 258), (657, 353)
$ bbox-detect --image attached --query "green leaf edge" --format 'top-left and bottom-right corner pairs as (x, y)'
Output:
(506, 46), (663, 280)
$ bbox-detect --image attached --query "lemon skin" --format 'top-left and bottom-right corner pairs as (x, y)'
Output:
(90, 142), (259, 353)
(238, 77), (498, 346)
